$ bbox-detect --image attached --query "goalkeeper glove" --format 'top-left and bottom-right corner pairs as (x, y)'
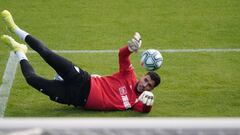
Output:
(138, 91), (154, 106)
(128, 32), (142, 52)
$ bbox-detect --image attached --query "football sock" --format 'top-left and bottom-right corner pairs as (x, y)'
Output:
(15, 27), (29, 41)
(15, 51), (28, 61)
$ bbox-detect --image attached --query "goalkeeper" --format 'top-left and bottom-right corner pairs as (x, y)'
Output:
(0, 10), (160, 113)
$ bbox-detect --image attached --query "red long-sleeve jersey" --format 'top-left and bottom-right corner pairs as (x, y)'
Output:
(84, 45), (152, 113)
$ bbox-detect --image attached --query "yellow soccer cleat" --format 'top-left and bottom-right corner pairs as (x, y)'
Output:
(1, 35), (27, 53)
(1, 10), (19, 33)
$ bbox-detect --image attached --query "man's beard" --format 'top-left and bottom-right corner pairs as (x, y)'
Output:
(136, 82), (143, 93)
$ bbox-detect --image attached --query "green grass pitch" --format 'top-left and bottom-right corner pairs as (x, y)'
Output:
(0, 0), (240, 117)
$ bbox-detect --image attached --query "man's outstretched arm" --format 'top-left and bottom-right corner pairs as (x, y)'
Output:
(119, 32), (142, 72)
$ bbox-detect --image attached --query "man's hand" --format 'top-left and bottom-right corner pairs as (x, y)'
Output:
(128, 32), (142, 52)
(138, 91), (154, 106)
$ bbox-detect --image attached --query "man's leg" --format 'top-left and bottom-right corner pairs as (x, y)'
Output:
(24, 35), (80, 82)
(1, 35), (70, 104)
(1, 10), (81, 82)
(20, 60), (70, 104)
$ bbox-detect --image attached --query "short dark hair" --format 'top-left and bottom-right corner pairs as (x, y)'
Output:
(146, 71), (161, 87)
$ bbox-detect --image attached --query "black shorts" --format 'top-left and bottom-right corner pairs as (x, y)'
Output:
(63, 69), (91, 107)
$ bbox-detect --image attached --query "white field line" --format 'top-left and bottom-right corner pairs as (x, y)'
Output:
(28, 48), (240, 53)
(0, 48), (239, 117)
(0, 52), (18, 117)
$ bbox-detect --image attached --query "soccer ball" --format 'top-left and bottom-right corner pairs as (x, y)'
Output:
(140, 49), (163, 71)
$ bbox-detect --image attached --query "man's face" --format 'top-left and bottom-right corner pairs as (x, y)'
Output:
(136, 75), (155, 93)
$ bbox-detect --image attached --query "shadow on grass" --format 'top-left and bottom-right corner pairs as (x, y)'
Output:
(49, 106), (149, 117)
